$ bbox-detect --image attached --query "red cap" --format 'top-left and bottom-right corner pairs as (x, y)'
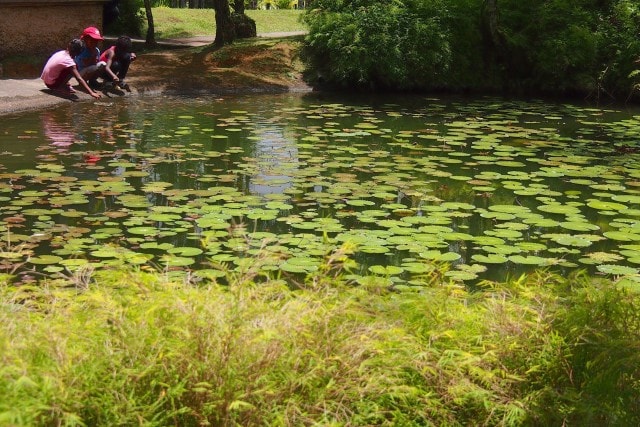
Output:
(82, 26), (104, 41)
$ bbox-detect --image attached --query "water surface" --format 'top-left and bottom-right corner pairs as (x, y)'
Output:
(2, 93), (640, 286)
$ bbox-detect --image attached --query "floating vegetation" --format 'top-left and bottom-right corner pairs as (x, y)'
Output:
(2, 94), (640, 285)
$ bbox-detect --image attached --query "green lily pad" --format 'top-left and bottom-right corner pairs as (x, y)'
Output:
(359, 245), (390, 254)
(516, 242), (548, 252)
(471, 254), (508, 264)
(346, 199), (376, 207)
(91, 247), (126, 258)
(168, 247), (203, 257)
(587, 200), (627, 211)
(603, 231), (640, 242)
(483, 245), (521, 255)
(596, 264), (639, 276)
(508, 255), (550, 265)
(488, 205), (531, 214)
(552, 235), (593, 247)
(368, 265), (404, 275)
(612, 195), (640, 204)
(444, 270), (478, 281)
(280, 257), (320, 273)
(538, 204), (582, 215)
(29, 255), (63, 265)
(160, 255), (195, 267)
(401, 262), (436, 274)
(559, 221), (600, 232)
(127, 227), (160, 236)
(194, 269), (227, 279)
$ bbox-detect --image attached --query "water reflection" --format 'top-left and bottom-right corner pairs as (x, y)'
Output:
(41, 110), (75, 148)
(247, 125), (298, 195)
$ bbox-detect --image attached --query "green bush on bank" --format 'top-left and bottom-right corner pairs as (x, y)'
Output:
(1, 262), (639, 425)
(301, 0), (452, 91)
(302, 0), (640, 99)
(105, 0), (146, 37)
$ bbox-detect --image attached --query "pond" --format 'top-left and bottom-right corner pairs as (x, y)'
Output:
(2, 93), (640, 287)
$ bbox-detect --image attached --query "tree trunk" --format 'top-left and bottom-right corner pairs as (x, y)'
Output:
(144, 0), (157, 47)
(482, 0), (504, 51)
(213, 0), (235, 47)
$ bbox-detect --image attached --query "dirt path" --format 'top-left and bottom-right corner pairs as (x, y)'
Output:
(153, 31), (307, 46)
(129, 35), (310, 95)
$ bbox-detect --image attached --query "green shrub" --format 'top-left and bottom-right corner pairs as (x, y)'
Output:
(495, 0), (599, 94)
(3, 262), (640, 425)
(104, 0), (145, 37)
(301, 0), (451, 90)
(301, 0), (640, 98)
(549, 278), (640, 425)
(593, 0), (640, 100)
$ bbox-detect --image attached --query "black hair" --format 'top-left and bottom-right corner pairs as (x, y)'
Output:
(115, 35), (132, 54)
(68, 39), (83, 57)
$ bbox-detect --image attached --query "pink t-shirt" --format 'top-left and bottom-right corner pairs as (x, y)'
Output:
(41, 50), (76, 86)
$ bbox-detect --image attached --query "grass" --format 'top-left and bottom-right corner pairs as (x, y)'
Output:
(2, 244), (640, 425)
(151, 7), (306, 39)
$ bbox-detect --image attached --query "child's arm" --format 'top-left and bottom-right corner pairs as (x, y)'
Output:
(71, 66), (102, 99)
(103, 49), (119, 82)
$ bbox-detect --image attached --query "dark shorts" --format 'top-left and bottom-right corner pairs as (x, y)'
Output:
(45, 67), (73, 89)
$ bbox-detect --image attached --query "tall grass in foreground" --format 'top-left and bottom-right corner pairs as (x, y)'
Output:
(1, 258), (640, 425)
(150, 7), (305, 39)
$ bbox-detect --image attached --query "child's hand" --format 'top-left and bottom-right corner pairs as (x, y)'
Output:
(91, 91), (102, 99)
(131, 53), (137, 61)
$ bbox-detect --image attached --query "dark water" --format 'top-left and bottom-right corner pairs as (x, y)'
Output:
(2, 93), (640, 286)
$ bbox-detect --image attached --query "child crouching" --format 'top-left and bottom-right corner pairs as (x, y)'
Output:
(100, 35), (136, 91)
(41, 39), (102, 99)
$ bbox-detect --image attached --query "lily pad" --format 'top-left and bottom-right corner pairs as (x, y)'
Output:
(368, 265), (404, 275)
(551, 235), (593, 247)
(559, 221), (600, 232)
(29, 255), (63, 265)
(168, 247), (203, 257)
(444, 270), (478, 281)
(127, 227), (160, 237)
(596, 264), (639, 276)
(471, 254), (508, 264)
(587, 200), (627, 211)
(160, 255), (195, 267)
(508, 255), (550, 265)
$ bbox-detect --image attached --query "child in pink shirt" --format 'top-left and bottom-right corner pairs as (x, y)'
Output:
(41, 39), (102, 99)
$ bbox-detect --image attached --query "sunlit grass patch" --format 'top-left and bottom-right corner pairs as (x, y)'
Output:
(151, 7), (305, 39)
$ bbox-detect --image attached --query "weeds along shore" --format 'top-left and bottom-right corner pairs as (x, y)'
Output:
(1, 253), (639, 425)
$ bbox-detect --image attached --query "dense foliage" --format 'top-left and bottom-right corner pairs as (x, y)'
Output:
(301, 0), (452, 90)
(1, 262), (640, 425)
(302, 0), (640, 99)
(104, 0), (146, 37)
